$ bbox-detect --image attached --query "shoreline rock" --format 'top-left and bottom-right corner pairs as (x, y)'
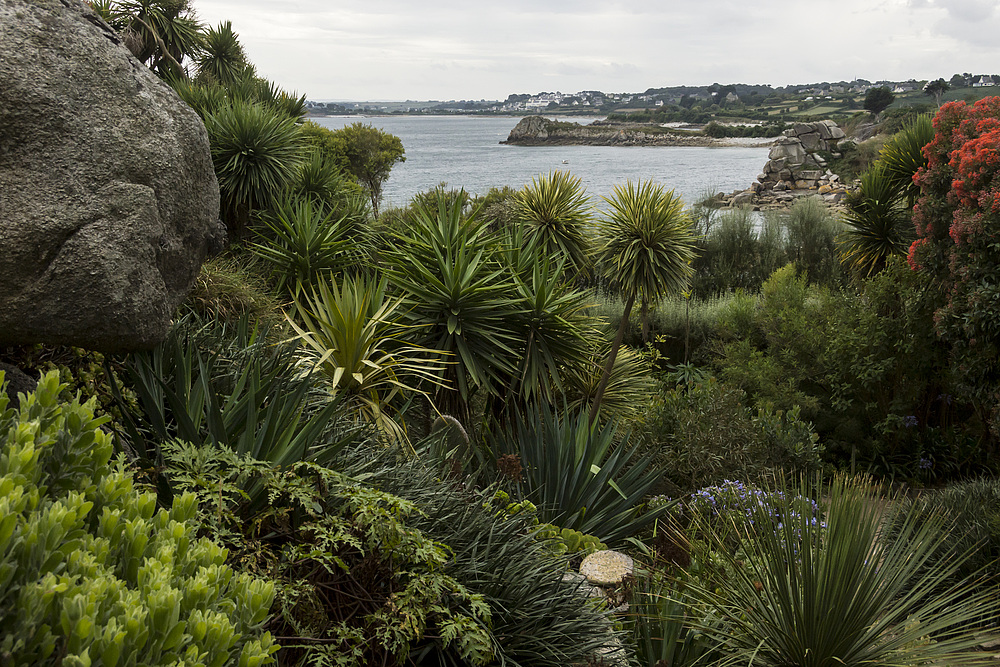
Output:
(712, 120), (853, 211)
(501, 116), (775, 148)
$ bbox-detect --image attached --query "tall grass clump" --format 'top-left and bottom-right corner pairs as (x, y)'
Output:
(686, 474), (1000, 667)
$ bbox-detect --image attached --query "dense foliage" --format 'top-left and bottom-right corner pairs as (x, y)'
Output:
(910, 97), (1000, 437)
(0, 371), (277, 666)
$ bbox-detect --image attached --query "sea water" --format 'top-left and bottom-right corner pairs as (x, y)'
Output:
(309, 115), (770, 210)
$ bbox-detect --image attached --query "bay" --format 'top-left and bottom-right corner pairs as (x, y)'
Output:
(310, 115), (770, 210)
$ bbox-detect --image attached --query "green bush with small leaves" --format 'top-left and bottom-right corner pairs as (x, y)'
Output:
(0, 371), (278, 667)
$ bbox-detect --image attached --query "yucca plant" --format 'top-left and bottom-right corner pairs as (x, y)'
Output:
(880, 114), (934, 208)
(592, 180), (697, 424)
(193, 20), (249, 86)
(503, 240), (599, 404)
(252, 194), (361, 295)
(286, 274), (448, 448)
(687, 474), (1000, 667)
(839, 162), (913, 277)
(291, 151), (373, 247)
(110, 316), (353, 507)
(491, 404), (668, 545)
(515, 170), (595, 279)
(386, 191), (521, 419)
(205, 100), (303, 233)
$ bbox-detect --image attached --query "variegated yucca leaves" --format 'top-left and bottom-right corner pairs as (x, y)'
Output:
(286, 274), (448, 447)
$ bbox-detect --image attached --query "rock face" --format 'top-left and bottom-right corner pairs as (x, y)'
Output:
(755, 121), (847, 199)
(717, 120), (850, 210)
(0, 0), (223, 352)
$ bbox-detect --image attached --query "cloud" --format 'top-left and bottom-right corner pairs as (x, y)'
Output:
(192, 0), (1000, 99)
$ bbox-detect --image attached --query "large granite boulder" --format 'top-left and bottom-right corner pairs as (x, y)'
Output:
(0, 0), (223, 352)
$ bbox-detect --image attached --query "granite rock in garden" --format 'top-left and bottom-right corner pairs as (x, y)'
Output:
(0, 0), (223, 351)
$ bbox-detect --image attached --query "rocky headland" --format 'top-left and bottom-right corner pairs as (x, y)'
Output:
(501, 115), (772, 147)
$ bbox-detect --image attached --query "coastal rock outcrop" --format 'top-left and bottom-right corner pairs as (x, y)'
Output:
(754, 121), (847, 201)
(717, 120), (850, 210)
(502, 116), (758, 147)
(0, 0), (223, 352)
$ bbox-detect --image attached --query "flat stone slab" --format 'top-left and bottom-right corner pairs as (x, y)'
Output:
(579, 550), (633, 585)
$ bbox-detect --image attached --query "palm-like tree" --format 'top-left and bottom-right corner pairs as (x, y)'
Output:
(515, 171), (595, 279)
(205, 101), (304, 233)
(839, 163), (913, 277)
(194, 20), (249, 86)
(590, 181), (697, 425)
(504, 243), (599, 405)
(386, 192), (520, 420)
(100, 0), (203, 79)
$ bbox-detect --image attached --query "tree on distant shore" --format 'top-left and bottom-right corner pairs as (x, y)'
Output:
(864, 87), (895, 117)
(924, 78), (950, 108)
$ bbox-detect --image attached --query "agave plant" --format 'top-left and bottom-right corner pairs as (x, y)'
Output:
(205, 101), (303, 233)
(285, 274), (448, 447)
(515, 170), (595, 279)
(592, 181), (697, 423)
(492, 404), (668, 545)
(838, 162), (914, 277)
(687, 474), (1000, 667)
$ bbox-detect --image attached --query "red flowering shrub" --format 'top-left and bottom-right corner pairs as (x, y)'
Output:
(910, 97), (1000, 434)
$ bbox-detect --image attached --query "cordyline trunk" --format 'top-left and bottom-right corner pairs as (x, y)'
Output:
(589, 294), (635, 428)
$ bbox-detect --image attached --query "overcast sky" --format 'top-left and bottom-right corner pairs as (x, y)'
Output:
(193, 0), (1000, 101)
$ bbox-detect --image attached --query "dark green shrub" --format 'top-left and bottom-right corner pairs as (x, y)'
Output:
(161, 440), (625, 667)
(0, 371), (277, 666)
(640, 378), (823, 495)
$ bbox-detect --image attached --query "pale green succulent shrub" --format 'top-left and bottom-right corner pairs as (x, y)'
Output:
(0, 371), (278, 667)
